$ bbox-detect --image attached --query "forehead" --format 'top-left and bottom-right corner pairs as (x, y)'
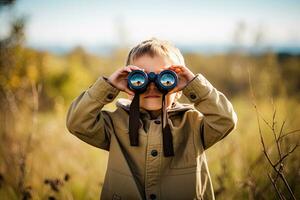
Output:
(132, 54), (173, 73)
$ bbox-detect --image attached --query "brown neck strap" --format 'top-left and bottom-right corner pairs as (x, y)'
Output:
(129, 93), (140, 146)
(161, 93), (174, 157)
(128, 93), (175, 157)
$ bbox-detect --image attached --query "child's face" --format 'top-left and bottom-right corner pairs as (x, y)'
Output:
(129, 54), (177, 111)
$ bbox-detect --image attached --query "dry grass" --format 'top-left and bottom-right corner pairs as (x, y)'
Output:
(1, 90), (299, 199)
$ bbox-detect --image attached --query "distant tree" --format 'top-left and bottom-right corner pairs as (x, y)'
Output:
(0, 0), (16, 8)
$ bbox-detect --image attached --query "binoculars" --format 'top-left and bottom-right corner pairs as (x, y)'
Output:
(127, 70), (178, 94)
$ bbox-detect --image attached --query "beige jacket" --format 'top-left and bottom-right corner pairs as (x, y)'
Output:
(66, 73), (238, 200)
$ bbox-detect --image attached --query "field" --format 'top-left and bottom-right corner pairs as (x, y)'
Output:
(1, 37), (299, 199)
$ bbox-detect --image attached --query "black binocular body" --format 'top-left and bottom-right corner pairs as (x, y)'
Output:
(127, 70), (178, 94)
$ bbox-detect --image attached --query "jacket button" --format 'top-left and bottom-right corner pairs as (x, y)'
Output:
(107, 93), (114, 100)
(151, 150), (158, 157)
(190, 93), (197, 100)
(154, 120), (161, 124)
(149, 194), (156, 199)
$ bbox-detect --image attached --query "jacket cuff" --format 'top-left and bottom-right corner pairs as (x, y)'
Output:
(182, 73), (214, 103)
(87, 76), (120, 104)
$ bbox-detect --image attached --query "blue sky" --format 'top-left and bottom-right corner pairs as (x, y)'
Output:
(1, 0), (300, 48)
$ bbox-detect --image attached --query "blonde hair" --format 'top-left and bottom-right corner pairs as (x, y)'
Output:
(126, 38), (185, 66)
(126, 38), (184, 102)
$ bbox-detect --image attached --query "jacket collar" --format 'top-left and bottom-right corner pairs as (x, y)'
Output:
(116, 98), (194, 117)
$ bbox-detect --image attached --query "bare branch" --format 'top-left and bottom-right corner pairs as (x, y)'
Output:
(248, 68), (298, 200)
(270, 108), (283, 159)
(273, 163), (284, 185)
(271, 104), (276, 133)
(268, 173), (284, 200)
(278, 171), (297, 200)
(257, 110), (273, 130)
(279, 129), (300, 141)
(274, 144), (299, 167)
(278, 120), (286, 141)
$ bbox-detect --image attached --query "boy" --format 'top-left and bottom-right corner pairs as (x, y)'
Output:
(66, 38), (237, 200)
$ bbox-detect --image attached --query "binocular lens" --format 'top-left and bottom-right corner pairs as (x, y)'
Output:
(128, 69), (177, 93)
(130, 74), (146, 87)
(160, 73), (175, 87)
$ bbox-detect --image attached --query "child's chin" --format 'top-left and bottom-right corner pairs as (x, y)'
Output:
(141, 103), (162, 111)
(145, 107), (162, 111)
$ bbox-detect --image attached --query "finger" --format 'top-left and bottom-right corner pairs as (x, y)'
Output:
(119, 70), (131, 76)
(168, 65), (177, 70)
(171, 65), (183, 68)
(175, 68), (183, 73)
(119, 67), (133, 75)
(169, 67), (182, 74)
(124, 66), (134, 72)
(124, 88), (135, 96)
(170, 65), (184, 71)
(164, 65), (176, 72)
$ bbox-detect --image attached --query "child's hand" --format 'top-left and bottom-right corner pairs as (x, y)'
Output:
(166, 65), (195, 93)
(108, 65), (142, 95)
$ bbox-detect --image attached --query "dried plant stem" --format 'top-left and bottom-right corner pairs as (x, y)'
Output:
(248, 67), (298, 200)
(268, 173), (285, 200)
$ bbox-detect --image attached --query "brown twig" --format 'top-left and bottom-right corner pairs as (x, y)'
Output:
(268, 173), (284, 200)
(248, 67), (298, 200)
(278, 129), (300, 141)
(273, 145), (299, 168)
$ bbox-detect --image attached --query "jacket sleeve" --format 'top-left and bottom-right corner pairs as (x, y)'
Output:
(182, 73), (238, 150)
(66, 76), (120, 150)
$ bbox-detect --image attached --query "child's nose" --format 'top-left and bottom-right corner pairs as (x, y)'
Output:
(147, 82), (159, 92)
(148, 82), (156, 89)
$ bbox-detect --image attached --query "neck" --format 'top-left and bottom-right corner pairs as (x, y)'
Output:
(149, 109), (161, 119)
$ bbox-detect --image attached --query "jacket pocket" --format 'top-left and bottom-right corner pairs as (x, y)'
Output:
(168, 118), (197, 169)
(169, 134), (197, 169)
(100, 169), (143, 200)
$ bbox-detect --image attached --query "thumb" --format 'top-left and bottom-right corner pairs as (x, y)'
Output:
(124, 88), (135, 96)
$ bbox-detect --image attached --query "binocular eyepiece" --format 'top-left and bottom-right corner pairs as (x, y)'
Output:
(127, 70), (178, 94)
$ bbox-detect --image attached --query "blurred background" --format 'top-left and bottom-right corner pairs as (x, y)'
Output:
(0, 0), (299, 199)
